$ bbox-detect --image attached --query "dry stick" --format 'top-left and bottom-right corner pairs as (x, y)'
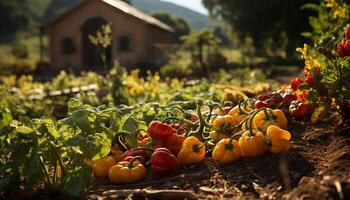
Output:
(101, 189), (197, 200)
(248, 170), (267, 185)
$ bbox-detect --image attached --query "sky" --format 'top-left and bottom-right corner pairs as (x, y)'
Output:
(160, 0), (208, 15)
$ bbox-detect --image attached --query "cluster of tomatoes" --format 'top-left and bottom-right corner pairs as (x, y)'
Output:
(86, 98), (294, 184)
(254, 87), (310, 120)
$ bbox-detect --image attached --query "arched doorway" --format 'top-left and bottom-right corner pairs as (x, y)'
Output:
(81, 17), (112, 69)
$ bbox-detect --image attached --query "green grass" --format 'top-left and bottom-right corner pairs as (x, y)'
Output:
(0, 35), (49, 74)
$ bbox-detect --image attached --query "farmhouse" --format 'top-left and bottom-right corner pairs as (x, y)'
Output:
(48, 0), (173, 70)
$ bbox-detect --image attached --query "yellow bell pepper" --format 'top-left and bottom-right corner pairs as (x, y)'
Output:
(210, 131), (228, 142)
(212, 115), (236, 134)
(212, 138), (241, 164)
(177, 136), (206, 165)
(238, 131), (268, 157)
(266, 125), (291, 154)
(111, 146), (123, 162)
(108, 156), (146, 184)
(91, 156), (117, 178)
(252, 108), (287, 132)
(228, 105), (247, 126)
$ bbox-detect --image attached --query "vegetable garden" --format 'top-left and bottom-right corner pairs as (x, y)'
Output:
(1, 1), (350, 200)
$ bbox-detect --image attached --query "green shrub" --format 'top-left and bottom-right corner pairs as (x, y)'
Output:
(11, 41), (29, 59)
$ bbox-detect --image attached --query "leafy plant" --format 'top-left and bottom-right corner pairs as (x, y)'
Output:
(302, 0), (349, 48)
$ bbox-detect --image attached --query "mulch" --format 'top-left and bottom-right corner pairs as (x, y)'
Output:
(86, 113), (350, 200)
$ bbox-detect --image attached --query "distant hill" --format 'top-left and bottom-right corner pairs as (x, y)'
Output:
(132, 0), (215, 29)
(40, 0), (214, 29)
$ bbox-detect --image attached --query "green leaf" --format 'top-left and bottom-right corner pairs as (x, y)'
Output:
(301, 32), (313, 38)
(122, 116), (139, 133)
(301, 3), (319, 11)
(311, 105), (328, 124)
(0, 108), (13, 125)
(67, 98), (83, 114)
(16, 126), (35, 135)
(297, 83), (311, 90)
(63, 165), (92, 197)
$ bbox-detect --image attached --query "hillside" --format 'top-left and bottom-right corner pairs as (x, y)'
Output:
(132, 0), (215, 29)
(40, 0), (214, 29)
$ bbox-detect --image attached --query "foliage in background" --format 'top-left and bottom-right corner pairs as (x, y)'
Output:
(302, 0), (349, 48)
(151, 12), (191, 43)
(181, 29), (221, 77)
(202, 0), (317, 55)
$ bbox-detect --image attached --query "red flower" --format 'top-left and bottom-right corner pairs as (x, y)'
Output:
(345, 26), (350, 40)
(337, 40), (350, 57)
(290, 78), (304, 91)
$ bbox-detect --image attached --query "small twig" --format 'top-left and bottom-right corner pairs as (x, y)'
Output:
(249, 170), (266, 185)
(101, 189), (197, 200)
(334, 180), (344, 200)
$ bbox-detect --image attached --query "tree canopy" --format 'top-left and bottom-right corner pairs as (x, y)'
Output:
(202, 0), (317, 54)
(151, 12), (191, 43)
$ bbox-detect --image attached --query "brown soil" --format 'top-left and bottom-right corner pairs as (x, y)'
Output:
(4, 114), (350, 200)
(87, 113), (350, 200)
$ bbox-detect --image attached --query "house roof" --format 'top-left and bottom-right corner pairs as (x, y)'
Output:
(48, 0), (173, 32)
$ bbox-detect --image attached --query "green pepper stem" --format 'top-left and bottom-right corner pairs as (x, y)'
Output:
(127, 156), (145, 169)
(162, 116), (180, 123)
(169, 106), (186, 113)
(247, 108), (266, 136)
(197, 103), (212, 128)
(238, 99), (247, 115)
(193, 143), (205, 153)
(114, 134), (129, 152)
(228, 132), (241, 144)
(244, 98), (254, 111)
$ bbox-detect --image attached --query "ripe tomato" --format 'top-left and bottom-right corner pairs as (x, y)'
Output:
(255, 100), (270, 109)
(282, 92), (296, 106)
(289, 100), (309, 119)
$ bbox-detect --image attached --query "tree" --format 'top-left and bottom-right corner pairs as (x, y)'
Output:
(182, 29), (220, 77)
(151, 12), (191, 43)
(202, 0), (317, 55)
(0, 1), (29, 36)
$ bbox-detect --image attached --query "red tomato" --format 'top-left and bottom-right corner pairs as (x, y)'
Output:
(289, 100), (309, 119)
(255, 100), (270, 109)
(282, 92), (296, 106)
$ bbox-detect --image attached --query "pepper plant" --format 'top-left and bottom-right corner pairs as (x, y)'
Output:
(294, 26), (350, 123)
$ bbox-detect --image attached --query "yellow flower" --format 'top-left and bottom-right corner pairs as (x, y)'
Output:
(296, 44), (309, 59)
(324, 0), (347, 19)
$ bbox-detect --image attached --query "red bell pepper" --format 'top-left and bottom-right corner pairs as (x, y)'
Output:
(164, 134), (185, 156)
(147, 120), (176, 142)
(120, 149), (149, 161)
(290, 78), (303, 91)
(151, 148), (181, 176)
(289, 100), (309, 119)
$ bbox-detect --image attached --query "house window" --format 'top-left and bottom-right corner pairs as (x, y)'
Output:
(119, 36), (133, 52)
(61, 37), (76, 54)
